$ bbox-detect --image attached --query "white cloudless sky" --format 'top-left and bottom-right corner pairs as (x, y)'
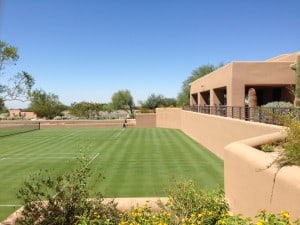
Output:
(0, 0), (300, 108)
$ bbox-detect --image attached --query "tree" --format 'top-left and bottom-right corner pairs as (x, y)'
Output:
(111, 89), (134, 116)
(69, 101), (103, 118)
(102, 103), (113, 113)
(0, 41), (34, 102)
(29, 89), (65, 119)
(0, 98), (7, 113)
(177, 64), (222, 106)
(141, 93), (177, 110)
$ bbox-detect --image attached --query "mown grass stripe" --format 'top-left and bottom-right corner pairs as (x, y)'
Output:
(0, 127), (223, 221)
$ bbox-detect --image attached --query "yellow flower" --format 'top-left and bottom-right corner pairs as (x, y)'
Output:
(165, 198), (172, 206)
(118, 221), (128, 225)
(280, 210), (290, 219)
(158, 223), (167, 225)
(162, 211), (170, 217)
(198, 213), (203, 218)
(256, 220), (264, 225)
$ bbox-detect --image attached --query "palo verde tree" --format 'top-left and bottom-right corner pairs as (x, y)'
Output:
(141, 93), (177, 110)
(0, 98), (6, 113)
(177, 63), (223, 106)
(111, 89), (134, 117)
(0, 41), (34, 103)
(29, 89), (66, 119)
(69, 101), (103, 118)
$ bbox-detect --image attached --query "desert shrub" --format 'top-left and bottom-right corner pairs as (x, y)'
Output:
(118, 203), (171, 225)
(16, 153), (121, 225)
(217, 214), (252, 225)
(117, 184), (300, 225)
(79, 207), (300, 225)
(159, 180), (229, 225)
(276, 113), (300, 167)
(218, 210), (300, 225)
(259, 143), (275, 152)
(254, 101), (293, 124)
(262, 101), (294, 108)
(254, 210), (300, 225)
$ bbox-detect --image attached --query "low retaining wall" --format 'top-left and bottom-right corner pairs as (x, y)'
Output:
(0, 119), (134, 129)
(225, 134), (300, 220)
(39, 119), (135, 128)
(135, 113), (156, 128)
(156, 108), (300, 219)
(156, 108), (181, 129)
(156, 108), (283, 159)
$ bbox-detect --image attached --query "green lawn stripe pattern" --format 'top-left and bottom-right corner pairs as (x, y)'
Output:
(0, 127), (223, 221)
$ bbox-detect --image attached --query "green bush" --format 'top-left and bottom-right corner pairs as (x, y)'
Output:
(254, 101), (293, 124)
(218, 210), (300, 225)
(16, 170), (300, 225)
(158, 180), (229, 225)
(277, 113), (300, 167)
(260, 144), (275, 152)
(16, 153), (121, 225)
(119, 203), (171, 225)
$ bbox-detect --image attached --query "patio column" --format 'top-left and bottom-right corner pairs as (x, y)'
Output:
(228, 84), (245, 106)
(211, 89), (220, 114)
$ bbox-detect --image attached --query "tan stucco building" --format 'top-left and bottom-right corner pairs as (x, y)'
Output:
(190, 52), (300, 107)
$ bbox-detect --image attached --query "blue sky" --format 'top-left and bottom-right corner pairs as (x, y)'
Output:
(1, 0), (300, 108)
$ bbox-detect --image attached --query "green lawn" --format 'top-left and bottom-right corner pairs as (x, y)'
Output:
(0, 127), (223, 221)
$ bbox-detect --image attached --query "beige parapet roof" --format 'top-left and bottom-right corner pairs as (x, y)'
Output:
(266, 51), (300, 62)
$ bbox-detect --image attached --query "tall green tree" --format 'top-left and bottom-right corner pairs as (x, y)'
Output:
(142, 93), (177, 109)
(0, 98), (6, 113)
(0, 41), (34, 102)
(177, 64), (222, 106)
(69, 101), (103, 118)
(29, 89), (65, 119)
(102, 103), (113, 113)
(111, 89), (134, 116)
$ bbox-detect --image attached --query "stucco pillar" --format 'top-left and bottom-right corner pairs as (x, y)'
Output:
(227, 83), (246, 119)
(211, 89), (221, 105)
(211, 89), (219, 114)
(197, 92), (201, 111)
(228, 84), (245, 106)
(199, 93), (204, 106)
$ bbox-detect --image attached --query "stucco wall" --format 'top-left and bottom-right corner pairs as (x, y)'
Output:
(156, 108), (283, 159)
(156, 108), (300, 219)
(135, 113), (156, 128)
(225, 137), (300, 219)
(190, 63), (233, 94)
(156, 108), (181, 129)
